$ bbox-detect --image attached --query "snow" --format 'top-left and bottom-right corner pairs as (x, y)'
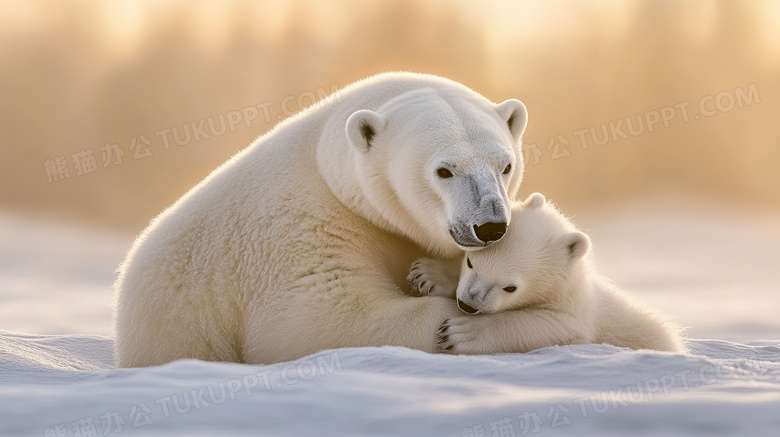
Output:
(1, 197), (779, 436)
(0, 214), (124, 337)
(2, 335), (779, 436)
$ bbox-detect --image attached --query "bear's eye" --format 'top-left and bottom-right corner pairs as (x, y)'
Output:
(502, 164), (512, 175)
(466, 257), (473, 269)
(503, 286), (517, 293)
(436, 168), (453, 179)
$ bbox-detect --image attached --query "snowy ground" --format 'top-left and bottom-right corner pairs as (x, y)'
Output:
(1, 196), (779, 436)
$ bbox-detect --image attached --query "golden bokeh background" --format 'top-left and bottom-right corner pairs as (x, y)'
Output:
(2, 0), (779, 232)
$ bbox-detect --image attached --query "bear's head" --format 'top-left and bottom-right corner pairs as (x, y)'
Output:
(454, 193), (591, 315)
(344, 88), (528, 255)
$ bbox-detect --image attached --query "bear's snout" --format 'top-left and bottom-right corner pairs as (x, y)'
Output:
(457, 299), (480, 314)
(473, 222), (507, 243)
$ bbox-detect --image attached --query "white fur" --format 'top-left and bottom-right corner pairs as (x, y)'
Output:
(114, 72), (529, 366)
(409, 193), (686, 354)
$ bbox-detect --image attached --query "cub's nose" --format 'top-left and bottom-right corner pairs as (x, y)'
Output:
(473, 222), (507, 243)
(457, 300), (479, 314)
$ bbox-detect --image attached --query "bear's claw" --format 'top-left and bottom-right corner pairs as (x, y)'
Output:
(437, 319), (454, 352)
(437, 317), (491, 354)
(407, 258), (459, 298)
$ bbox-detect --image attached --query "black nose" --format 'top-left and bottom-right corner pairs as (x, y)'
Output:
(457, 300), (479, 314)
(473, 222), (507, 243)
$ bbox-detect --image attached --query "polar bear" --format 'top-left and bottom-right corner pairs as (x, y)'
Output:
(114, 72), (529, 366)
(407, 193), (685, 354)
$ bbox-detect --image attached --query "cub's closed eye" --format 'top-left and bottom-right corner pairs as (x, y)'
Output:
(466, 257), (473, 269)
(503, 286), (517, 292)
(502, 164), (512, 174)
(436, 168), (453, 178)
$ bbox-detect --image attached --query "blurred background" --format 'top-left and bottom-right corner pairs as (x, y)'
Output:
(0, 0), (779, 339)
(2, 0), (779, 230)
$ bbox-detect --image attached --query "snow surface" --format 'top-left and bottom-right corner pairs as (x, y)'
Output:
(1, 197), (779, 436)
(2, 333), (779, 436)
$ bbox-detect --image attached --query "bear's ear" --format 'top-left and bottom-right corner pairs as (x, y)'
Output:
(562, 231), (590, 260)
(524, 192), (546, 209)
(346, 110), (387, 153)
(495, 99), (528, 143)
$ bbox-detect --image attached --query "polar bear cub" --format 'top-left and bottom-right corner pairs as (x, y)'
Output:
(408, 193), (685, 354)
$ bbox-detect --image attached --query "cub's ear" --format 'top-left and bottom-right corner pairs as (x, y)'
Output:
(346, 110), (386, 153)
(562, 231), (591, 260)
(495, 99), (528, 143)
(524, 192), (546, 208)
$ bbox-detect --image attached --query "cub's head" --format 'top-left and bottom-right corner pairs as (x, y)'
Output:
(454, 193), (591, 315)
(345, 88), (528, 255)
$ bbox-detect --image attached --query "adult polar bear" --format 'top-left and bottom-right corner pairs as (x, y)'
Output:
(114, 72), (528, 366)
